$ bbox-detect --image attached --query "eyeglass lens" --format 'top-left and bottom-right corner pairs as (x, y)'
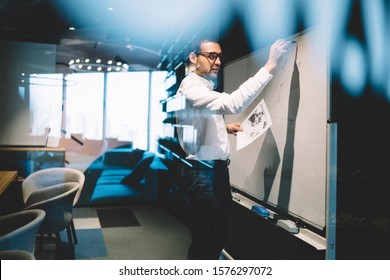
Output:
(198, 52), (223, 61)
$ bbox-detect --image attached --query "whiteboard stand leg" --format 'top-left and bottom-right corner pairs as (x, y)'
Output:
(326, 122), (337, 259)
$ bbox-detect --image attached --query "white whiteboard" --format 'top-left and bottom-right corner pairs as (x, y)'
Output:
(224, 29), (329, 229)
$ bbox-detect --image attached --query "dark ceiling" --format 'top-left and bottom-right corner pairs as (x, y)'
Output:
(0, 0), (231, 73)
(1, 0), (296, 75)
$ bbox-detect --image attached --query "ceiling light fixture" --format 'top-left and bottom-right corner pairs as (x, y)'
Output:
(68, 58), (129, 72)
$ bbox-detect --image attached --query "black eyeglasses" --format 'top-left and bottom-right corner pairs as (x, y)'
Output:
(196, 52), (223, 62)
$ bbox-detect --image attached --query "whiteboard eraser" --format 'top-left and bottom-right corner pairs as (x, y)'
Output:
(251, 205), (270, 218)
(277, 219), (299, 233)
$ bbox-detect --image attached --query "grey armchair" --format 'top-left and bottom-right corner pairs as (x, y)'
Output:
(24, 182), (79, 255)
(0, 209), (45, 254)
(22, 167), (85, 244)
(0, 249), (35, 260)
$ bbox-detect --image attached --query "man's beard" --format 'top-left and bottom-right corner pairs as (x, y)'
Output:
(206, 69), (219, 85)
(209, 73), (218, 87)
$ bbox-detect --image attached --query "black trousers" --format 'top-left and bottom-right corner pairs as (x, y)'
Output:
(180, 160), (232, 260)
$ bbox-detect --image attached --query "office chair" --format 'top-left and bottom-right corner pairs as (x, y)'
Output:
(22, 167), (85, 244)
(0, 250), (35, 260)
(0, 209), (45, 254)
(24, 182), (79, 255)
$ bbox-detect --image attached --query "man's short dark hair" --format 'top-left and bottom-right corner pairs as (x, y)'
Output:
(193, 38), (220, 53)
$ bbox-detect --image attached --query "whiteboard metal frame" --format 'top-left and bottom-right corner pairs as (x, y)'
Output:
(326, 122), (337, 259)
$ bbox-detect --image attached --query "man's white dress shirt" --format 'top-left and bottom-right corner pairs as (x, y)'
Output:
(176, 67), (273, 161)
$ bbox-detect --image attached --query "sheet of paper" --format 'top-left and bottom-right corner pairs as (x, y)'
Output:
(236, 99), (272, 151)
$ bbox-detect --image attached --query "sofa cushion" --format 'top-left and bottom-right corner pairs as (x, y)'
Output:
(96, 176), (127, 185)
(90, 183), (147, 204)
(124, 149), (146, 168)
(103, 148), (144, 169)
(100, 169), (132, 177)
(120, 156), (154, 186)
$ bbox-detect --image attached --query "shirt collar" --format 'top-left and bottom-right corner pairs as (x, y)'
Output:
(189, 72), (215, 90)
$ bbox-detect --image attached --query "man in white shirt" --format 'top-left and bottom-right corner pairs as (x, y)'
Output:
(176, 38), (288, 259)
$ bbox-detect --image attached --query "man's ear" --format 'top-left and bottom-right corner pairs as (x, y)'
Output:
(189, 52), (198, 64)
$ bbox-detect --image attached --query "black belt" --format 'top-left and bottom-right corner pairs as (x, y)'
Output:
(185, 159), (230, 169)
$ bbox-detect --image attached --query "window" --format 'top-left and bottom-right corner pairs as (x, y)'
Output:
(29, 74), (63, 138)
(64, 73), (104, 140)
(149, 71), (168, 153)
(106, 72), (149, 149)
(28, 71), (168, 152)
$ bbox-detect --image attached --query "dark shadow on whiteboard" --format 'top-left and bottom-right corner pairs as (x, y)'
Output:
(277, 58), (301, 209)
(261, 130), (280, 203)
(242, 129), (280, 203)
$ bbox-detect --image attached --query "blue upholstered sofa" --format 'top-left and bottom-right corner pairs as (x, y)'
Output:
(83, 148), (169, 206)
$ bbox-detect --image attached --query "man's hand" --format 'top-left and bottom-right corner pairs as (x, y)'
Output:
(226, 122), (243, 136)
(264, 39), (289, 74)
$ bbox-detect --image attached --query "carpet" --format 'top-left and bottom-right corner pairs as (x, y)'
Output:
(97, 207), (141, 228)
(58, 228), (108, 259)
(74, 228), (108, 259)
